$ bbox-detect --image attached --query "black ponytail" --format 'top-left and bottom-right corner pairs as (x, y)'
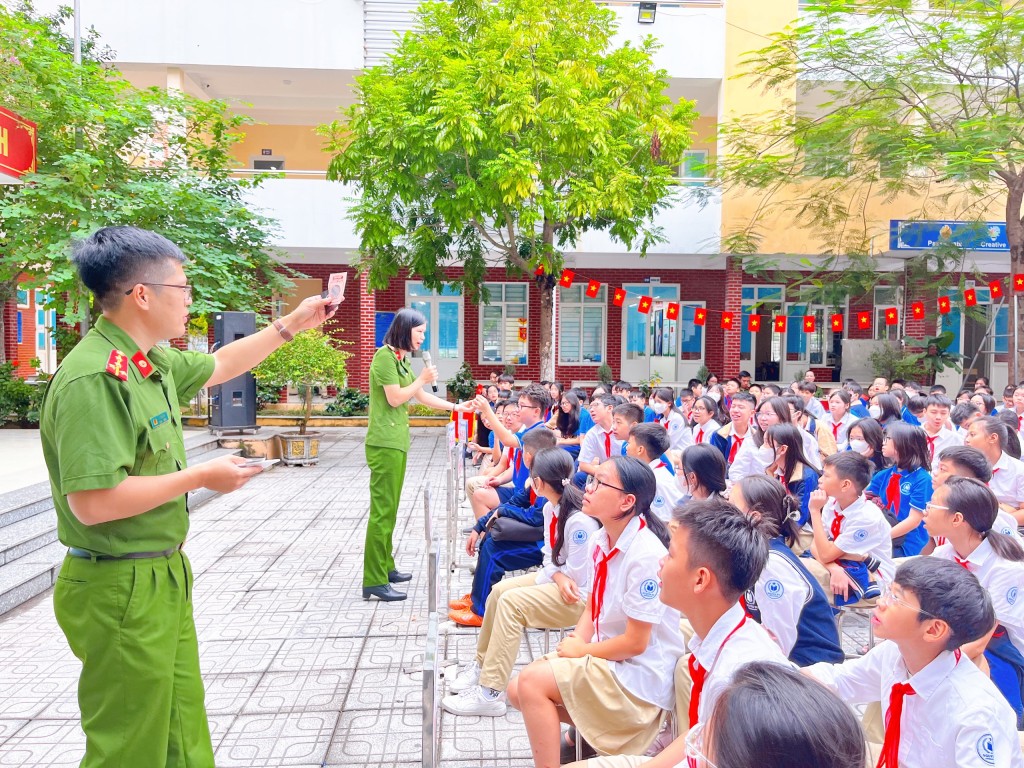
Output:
(552, 484), (585, 567)
(607, 455), (670, 547)
(945, 476), (1024, 562)
(736, 475), (801, 548)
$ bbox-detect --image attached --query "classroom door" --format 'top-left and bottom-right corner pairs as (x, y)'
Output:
(406, 282), (463, 391)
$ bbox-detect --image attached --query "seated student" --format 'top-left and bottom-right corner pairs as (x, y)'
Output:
(710, 391), (755, 469)
(612, 402), (645, 456)
(973, 391), (1000, 418)
(805, 558), (1023, 768)
(728, 396), (792, 485)
(627, 423), (682, 523)
(747, 382), (763, 404)
(904, 393), (926, 427)
(578, 394), (626, 478)
(826, 389), (858, 451)
(731, 475), (845, 666)
(465, 400), (519, 516)
(847, 417), (887, 472)
(784, 395), (834, 471)
(764, 423), (820, 528)
(807, 452), (896, 607)
(1000, 384), (1016, 414)
(676, 443), (728, 506)
(649, 387), (690, 451)
(508, 457), (685, 763)
(920, 394), (963, 470)
(846, 381), (871, 419)
(952, 401), (982, 434)
(689, 396), (721, 445)
(451, 427), (558, 626)
(796, 380), (826, 420)
(550, 390), (584, 459)
(444, 449), (599, 716)
(867, 422), (933, 557)
(629, 390), (656, 423)
(996, 409), (1024, 460)
(869, 392), (903, 428)
(965, 416), (1024, 523)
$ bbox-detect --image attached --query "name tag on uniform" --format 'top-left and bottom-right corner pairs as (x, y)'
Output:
(149, 411), (170, 429)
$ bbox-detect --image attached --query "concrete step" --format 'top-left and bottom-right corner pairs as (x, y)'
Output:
(0, 540), (66, 615)
(0, 508), (58, 565)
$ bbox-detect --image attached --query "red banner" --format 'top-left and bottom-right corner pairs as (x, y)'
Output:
(0, 107), (37, 179)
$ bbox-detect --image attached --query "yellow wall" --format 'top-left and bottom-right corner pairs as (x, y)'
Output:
(230, 124), (330, 172)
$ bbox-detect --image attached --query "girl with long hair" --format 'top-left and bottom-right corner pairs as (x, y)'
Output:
(764, 423), (820, 527)
(650, 386), (690, 451)
(550, 390), (583, 459)
(846, 418), (886, 472)
(866, 422), (933, 557)
(727, 396), (793, 485)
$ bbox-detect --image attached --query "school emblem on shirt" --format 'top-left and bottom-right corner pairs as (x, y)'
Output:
(639, 579), (660, 600)
(900, 482), (912, 495)
(104, 349), (129, 382)
(976, 733), (995, 765)
(764, 579), (785, 600)
(853, 529), (868, 543)
(571, 529), (588, 545)
(654, 495), (664, 507)
(1008, 587), (1018, 606)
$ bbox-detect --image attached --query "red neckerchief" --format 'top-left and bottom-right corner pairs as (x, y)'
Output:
(688, 615), (747, 727)
(696, 427), (704, 443)
(728, 435), (743, 464)
(953, 552), (971, 569)
(831, 420), (841, 439)
(877, 682), (916, 768)
(591, 518), (646, 636)
(604, 430), (613, 457)
(885, 471), (903, 515)
(830, 501), (844, 540)
(548, 505), (558, 550)
(925, 434), (937, 461)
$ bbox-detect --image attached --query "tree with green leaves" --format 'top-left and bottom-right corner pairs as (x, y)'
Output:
(320, 0), (697, 380)
(713, 0), (1024, 382)
(0, 3), (291, 363)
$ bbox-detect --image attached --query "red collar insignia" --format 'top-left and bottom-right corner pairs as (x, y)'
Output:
(131, 350), (154, 378)
(105, 350), (129, 382)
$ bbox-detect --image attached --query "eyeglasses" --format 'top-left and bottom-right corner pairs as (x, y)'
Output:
(925, 501), (951, 511)
(878, 584), (941, 619)
(585, 475), (628, 494)
(684, 723), (717, 768)
(518, 402), (539, 410)
(125, 282), (193, 300)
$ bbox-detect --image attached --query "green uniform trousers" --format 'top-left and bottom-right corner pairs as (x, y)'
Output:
(53, 550), (213, 768)
(364, 444), (408, 587)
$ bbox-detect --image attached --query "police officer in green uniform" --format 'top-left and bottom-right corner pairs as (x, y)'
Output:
(363, 307), (473, 601)
(40, 226), (339, 767)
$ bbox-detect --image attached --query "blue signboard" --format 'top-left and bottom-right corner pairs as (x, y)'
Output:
(890, 220), (1009, 252)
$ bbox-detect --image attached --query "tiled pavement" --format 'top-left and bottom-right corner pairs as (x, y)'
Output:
(0, 427), (871, 767)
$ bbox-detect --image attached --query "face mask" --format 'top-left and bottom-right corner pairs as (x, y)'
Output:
(677, 473), (692, 499)
(849, 439), (869, 454)
(756, 443), (775, 464)
(651, 401), (668, 415)
(868, 405), (882, 419)
(708, 391), (721, 403)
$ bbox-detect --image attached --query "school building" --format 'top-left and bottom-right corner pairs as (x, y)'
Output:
(19, 0), (1014, 393)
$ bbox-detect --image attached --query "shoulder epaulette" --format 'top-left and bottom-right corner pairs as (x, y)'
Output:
(104, 350), (129, 382)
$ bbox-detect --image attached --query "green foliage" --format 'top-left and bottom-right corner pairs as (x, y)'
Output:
(446, 362), (479, 404)
(320, 0), (698, 378)
(502, 363), (517, 377)
(255, 380), (283, 410)
(869, 343), (922, 383)
(325, 387), (370, 417)
(902, 331), (964, 380)
(252, 330), (351, 433)
(0, 4), (293, 346)
(0, 363), (42, 424)
(408, 404), (446, 417)
(597, 363), (614, 385)
(695, 364), (709, 384)
(714, 0), (1024, 365)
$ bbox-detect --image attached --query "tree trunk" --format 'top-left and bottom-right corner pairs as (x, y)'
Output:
(300, 384), (312, 436)
(1006, 184), (1024, 385)
(538, 220), (557, 382)
(0, 279), (20, 366)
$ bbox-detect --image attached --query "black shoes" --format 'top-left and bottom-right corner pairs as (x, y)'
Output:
(362, 584), (407, 601)
(388, 569), (413, 583)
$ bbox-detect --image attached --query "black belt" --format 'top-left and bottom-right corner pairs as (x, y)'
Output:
(67, 546), (180, 561)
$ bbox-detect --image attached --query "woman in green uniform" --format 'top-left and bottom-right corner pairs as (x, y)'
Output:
(364, 308), (471, 601)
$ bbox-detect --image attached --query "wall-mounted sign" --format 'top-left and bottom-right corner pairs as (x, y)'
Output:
(890, 219), (1009, 252)
(0, 107), (38, 182)
(261, 148), (273, 156)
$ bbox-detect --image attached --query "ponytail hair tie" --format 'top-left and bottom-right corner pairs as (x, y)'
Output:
(561, 477), (571, 487)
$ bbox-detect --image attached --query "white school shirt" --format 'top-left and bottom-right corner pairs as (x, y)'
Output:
(923, 426), (964, 473)
(826, 412), (857, 450)
(933, 511), (1023, 550)
(654, 410), (690, 452)
(688, 602), (792, 725)
(933, 538), (1024, 655)
(649, 459), (684, 524)
(804, 396), (826, 421)
(821, 494), (896, 583)
(807, 642), (1023, 768)
(727, 435), (771, 485)
(537, 501), (600, 599)
(752, 550), (816, 659)
(690, 419), (720, 446)
(990, 452), (1024, 509)
(579, 425), (623, 466)
(590, 516), (687, 711)
(800, 427), (823, 472)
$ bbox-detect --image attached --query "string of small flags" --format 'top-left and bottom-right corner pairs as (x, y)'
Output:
(540, 266), (1024, 333)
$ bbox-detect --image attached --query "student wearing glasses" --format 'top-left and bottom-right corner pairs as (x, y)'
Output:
(689, 396), (721, 446)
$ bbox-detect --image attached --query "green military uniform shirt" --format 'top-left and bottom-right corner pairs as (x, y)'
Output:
(366, 345), (416, 453)
(40, 316), (215, 556)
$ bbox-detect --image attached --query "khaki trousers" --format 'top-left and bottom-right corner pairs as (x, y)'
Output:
(466, 475), (490, 498)
(475, 573), (584, 691)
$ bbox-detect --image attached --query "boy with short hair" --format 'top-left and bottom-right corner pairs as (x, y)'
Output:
(920, 394), (963, 470)
(711, 391), (756, 469)
(578, 395), (625, 476)
(964, 417), (1024, 522)
(627, 423), (681, 522)
(806, 558), (1023, 768)
(808, 452), (895, 606)
(612, 402), (644, 453)
(796, 380), (826, 420)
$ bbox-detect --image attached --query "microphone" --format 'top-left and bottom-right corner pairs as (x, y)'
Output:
(422, 351), (438, 393)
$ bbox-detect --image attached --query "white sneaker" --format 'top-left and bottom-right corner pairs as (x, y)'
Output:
(442, 684), (507, 717)
(448, 660), (481, 693)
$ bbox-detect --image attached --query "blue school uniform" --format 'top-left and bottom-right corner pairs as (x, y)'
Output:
(469, 493), (547, 615)
(850, 401), (870, 419)
(644, 406), (657, 423)
(782, 467), (819, 527)
(866, 465), (932, 556)
(901, 407), (920, 426)
(578, 408), (594, 433)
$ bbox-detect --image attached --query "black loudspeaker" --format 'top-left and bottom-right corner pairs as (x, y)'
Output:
(209, 312), (259, 432)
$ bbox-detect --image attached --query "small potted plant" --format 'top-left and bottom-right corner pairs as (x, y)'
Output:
(253, 328), (350, 465)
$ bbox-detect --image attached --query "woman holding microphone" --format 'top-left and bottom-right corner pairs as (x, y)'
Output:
(364, 308), (472, 601)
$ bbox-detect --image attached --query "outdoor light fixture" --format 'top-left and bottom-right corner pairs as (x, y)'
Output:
(638, 2), (656, 24)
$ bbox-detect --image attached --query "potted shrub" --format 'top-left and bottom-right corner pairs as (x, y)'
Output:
(253, 329), (350, 465)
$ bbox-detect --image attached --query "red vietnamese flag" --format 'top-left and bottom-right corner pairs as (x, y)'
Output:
(885, 308), (899, 326)
(534, 266), (545, 276)
(720, 312), (734, 330)
(773, 315), (787, 333)
(612, 287), (626, 307)
(911, 301), (925, 319)
(586, 280), (601, 298)
(989, 280), (1004, 299)
(857, 311), (872, 330)
(694, 307), (707, 326)
(830, 313), (844, 332)
(938, 295), (952, 314)
(666, 302), (680, 320)
(1015, 274), (1024, 292)
(748, 314), (762, 332)
(964, 288), (977, 307)
(637, 295), (653, 314)
(559, 269), (575, 288)
(803, 315), (816, 333)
